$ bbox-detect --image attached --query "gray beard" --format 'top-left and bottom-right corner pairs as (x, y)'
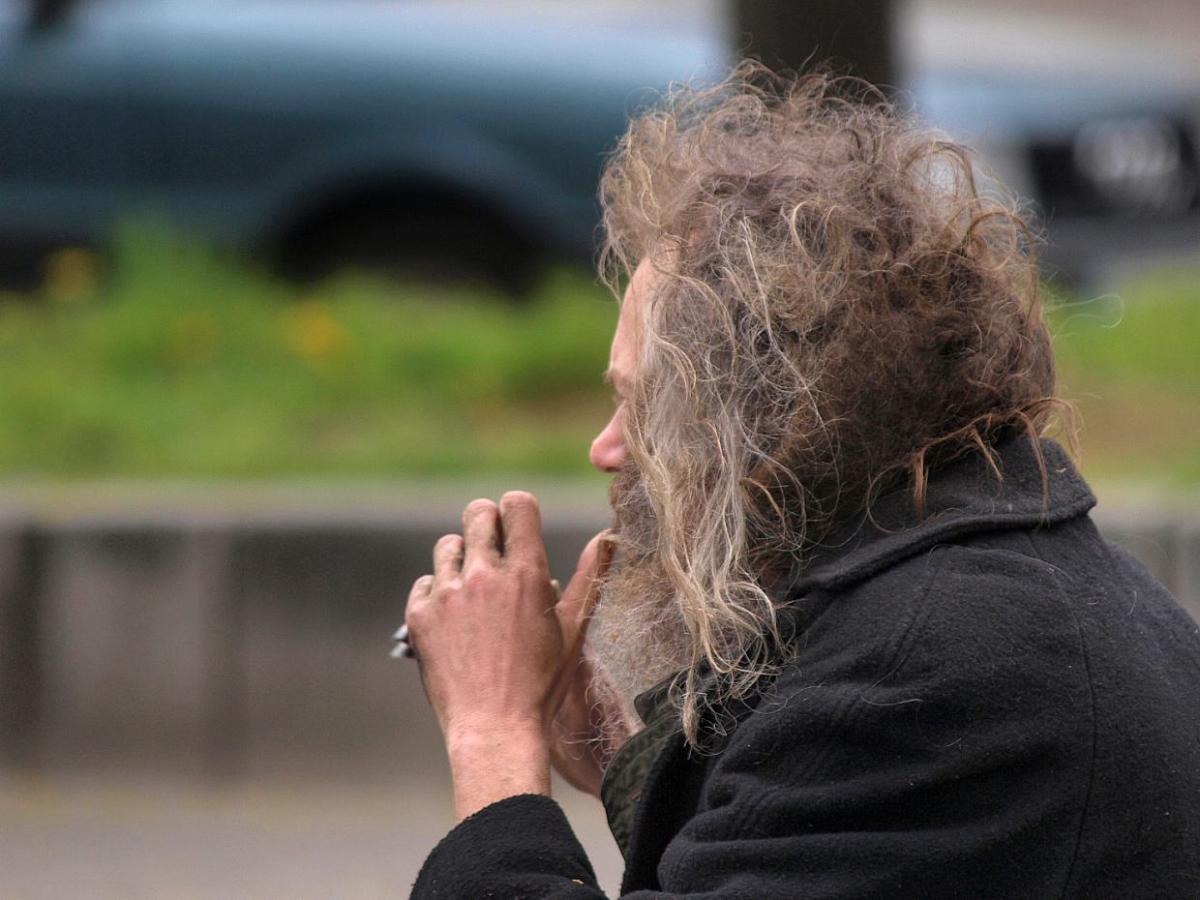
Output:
(586, 466), (692, 723)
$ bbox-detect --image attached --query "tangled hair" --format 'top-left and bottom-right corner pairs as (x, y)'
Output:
(598, 61), (1066, 744)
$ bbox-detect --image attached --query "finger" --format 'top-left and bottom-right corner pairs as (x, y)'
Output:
(547, 533), (613, 714)
(398, 577), (432, 661)
(408, 574), (433, 604)
(499, 491), (549, 572)
(433, 534), (464, 579)
(462, 498), (501, 567)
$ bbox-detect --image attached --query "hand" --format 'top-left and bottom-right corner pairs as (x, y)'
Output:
(404, 492), (600, 819)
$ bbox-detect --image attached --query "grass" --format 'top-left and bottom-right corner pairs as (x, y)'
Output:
(0, 227), (1196, 487)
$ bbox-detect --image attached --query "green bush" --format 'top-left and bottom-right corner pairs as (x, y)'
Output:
(1047, 266), (1200, 487)
(1048, 268), (1199, 386)
(0, 228), (616, 477)
(0, 227), (1195, 484)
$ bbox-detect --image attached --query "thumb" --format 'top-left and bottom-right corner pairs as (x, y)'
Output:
(547, 531), (614, 716)
(557, 530), (614, 646)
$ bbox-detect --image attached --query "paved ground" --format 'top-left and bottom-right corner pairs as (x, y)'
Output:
(0, 770), (624, 899)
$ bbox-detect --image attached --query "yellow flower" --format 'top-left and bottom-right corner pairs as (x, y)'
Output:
(42, 247), (101, 304)
(286, 301), (349, 367)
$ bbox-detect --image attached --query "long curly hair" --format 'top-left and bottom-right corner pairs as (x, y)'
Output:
(597, 61), (1066, 744)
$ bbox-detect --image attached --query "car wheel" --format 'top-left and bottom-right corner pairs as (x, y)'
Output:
(275, 197), (543, 296)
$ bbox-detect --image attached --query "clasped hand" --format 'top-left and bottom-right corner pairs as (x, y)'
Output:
(404, 491), (617, 817)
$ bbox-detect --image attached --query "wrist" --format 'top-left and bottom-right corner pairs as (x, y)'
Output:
(445, 718), (551, 822)
(446, 719), (548, 769)
(446, 712), (544, 751)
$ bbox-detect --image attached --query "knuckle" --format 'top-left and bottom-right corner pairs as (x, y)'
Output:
(404, 599), (427, 625)
(463, 565), (493, 592)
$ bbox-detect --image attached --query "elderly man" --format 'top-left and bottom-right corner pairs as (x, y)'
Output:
(400, 65), (1200, 897)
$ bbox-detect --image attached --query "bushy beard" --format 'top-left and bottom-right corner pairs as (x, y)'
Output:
(586, 465), (692, 723)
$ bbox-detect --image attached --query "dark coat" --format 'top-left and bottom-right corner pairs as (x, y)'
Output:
(412, 439), (1200, 898)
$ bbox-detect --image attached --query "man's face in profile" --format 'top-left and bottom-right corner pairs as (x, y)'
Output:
(589, 259), (649, 477)
(590, 259), (658, 558)
(585, 261), (690, 701)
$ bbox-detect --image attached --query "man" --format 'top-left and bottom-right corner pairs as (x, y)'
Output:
(400, 64), (1200, 897)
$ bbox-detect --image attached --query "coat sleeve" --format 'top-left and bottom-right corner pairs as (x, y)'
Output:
(411, 793), (606, 898)
(414, 547), (1094, 899)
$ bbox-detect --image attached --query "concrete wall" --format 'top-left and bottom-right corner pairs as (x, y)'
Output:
(0, 497), (606, 781)
(1, 500), (1197, 780)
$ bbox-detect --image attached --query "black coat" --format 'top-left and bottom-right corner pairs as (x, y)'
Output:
(413, 440), (1200, 898)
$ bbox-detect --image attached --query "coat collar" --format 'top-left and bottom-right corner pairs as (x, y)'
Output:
(625, 438), (1095, 732)
(790, 437), (1096, 596)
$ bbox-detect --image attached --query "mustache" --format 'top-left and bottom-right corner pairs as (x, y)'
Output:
(608, 464), (654, 547)
(607, 463), (639, 521)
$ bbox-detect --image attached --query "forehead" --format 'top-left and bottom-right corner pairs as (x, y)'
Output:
(610, 260), (653, 381)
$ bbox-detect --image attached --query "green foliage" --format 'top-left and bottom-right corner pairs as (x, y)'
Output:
(0, 228), (616, 477)
(1048, 268), (1200, 387)
(0, 227), (1195, 484)
(1046, 266), (1200, 487)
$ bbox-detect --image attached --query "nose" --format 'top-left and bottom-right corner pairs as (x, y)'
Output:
(589, 412), (626, 473)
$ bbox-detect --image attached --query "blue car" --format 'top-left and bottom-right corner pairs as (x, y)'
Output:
(0, 0), (727, 288)
(0, 0), (1194, 289)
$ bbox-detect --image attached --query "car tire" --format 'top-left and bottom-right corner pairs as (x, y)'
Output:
(275, 196), (542, 296)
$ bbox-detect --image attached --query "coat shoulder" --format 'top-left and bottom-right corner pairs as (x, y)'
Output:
(782, 532), (1085, 698)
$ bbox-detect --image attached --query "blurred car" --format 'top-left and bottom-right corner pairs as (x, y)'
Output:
(0, 0), (726, 290)
(0, 0), (1195, 291)
(912, 67), (1200, 285)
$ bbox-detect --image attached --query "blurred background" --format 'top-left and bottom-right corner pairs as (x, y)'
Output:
(0, 0), (1196, 896)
